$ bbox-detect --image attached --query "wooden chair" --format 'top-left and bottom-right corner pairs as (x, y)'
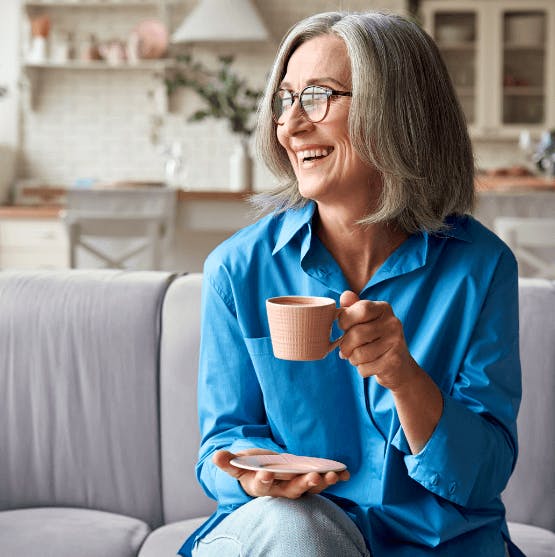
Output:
(65, 213), (165, 270)
(63, 188), (176, 271)
(494, 217), (555, 279)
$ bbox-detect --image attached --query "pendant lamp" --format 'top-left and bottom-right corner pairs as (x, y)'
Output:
(171, 0), (270, 43)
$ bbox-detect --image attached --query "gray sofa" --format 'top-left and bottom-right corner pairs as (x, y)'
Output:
(0, 270), (553, 557)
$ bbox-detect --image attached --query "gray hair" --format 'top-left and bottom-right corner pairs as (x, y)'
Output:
(253, 11), (475, 234)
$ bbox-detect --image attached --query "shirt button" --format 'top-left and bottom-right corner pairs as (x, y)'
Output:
(431, 473), (439, 486)
(449, 481), (457, 494)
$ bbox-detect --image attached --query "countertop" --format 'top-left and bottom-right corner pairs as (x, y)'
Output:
(1, 177), (554, 219)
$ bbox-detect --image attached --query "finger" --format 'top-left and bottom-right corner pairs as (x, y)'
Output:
(348, 337), (392, 367)
(212, 450), (240, 475)
(339, 300), (388, 332)
(272, 472), (320, 499)
(339, 321), (382, 358)
(252, 470), (277, 496)
(339, 290), (360, 308)
(338, 470), (350, 482)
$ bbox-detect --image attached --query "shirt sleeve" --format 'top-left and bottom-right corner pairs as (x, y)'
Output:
(195, 263), (283, 509)
(392, 247), (521, 508)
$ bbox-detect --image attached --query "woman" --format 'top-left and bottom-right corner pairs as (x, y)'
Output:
(179, 11), (522, 557)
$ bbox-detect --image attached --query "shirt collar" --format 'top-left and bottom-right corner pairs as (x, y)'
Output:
(272, 201), (316, 256)
(435, 214), (473, 243)
(272, 203), (472, 261)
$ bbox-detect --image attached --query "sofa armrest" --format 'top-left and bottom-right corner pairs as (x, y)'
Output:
(160, 273), (217, 523)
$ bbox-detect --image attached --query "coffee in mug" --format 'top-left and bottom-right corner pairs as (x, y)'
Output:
(266, 296), (343, 361)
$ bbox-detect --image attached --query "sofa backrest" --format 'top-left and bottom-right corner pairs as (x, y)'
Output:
(0, 270), (174, 528)
(159, 273), (216, 523)
(503, 278), (555, 532)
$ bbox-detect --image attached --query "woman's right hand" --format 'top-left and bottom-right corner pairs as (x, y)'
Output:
(213, 448), (350, 499)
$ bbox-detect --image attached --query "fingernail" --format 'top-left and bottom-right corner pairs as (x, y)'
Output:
(260, 479), (273, 484)
(308, 480), (318, 487)
(339, 351), (345, 359)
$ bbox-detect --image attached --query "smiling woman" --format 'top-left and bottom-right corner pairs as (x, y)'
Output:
(179, 11), (522, 557)
(254, 12), (474, 234)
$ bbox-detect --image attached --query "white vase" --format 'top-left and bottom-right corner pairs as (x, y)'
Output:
(0, 144), (16, 204)
(229, 138), (253, 192)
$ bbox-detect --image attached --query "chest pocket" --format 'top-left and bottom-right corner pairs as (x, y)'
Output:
(243, 335), (358, 458)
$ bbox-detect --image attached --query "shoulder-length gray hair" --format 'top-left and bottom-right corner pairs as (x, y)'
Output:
(253, 11), (475, 234)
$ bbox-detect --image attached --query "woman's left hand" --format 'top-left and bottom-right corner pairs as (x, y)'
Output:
(338, 290), (421, 392)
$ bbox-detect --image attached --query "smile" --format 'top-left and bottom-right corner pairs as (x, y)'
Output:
(297, 147), (334, 163)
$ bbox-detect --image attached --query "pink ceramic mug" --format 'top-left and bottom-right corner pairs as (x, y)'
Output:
(266, 296), (343, 361)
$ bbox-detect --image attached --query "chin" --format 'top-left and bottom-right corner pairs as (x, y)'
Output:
(297, 176), (332, 199)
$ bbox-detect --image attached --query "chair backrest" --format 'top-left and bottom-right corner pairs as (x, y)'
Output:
(66, 213), (165, 270)
(64, 188), (177, 270)
(503, 278), (555, 532)
(0, 269), (174, 528)
(494, 217), (555, 278)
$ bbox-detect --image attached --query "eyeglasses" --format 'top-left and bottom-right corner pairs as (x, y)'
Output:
(272, 85), (352, 125)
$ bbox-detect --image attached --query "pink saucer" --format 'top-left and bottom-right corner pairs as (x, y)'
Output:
(230, 453), (346, 480)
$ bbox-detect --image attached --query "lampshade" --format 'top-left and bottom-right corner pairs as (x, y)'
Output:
(171, 0), (270, 43)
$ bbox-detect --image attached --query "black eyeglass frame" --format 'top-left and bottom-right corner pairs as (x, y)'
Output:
(272, 85), (352, 125)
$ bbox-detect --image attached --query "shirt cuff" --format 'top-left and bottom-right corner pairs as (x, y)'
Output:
(392, 396), (481, 506)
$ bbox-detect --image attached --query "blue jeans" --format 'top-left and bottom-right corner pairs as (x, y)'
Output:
(192, 494), (371, 557)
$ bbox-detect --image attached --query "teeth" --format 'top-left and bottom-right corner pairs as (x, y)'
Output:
(297, 148), (331, 161)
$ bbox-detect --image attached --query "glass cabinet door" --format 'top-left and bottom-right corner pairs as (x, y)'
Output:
(433, 11), (477, 125)
(501, 10), (547, 126)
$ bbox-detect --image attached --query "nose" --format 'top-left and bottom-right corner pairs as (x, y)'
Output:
(279, 99), (313, 135)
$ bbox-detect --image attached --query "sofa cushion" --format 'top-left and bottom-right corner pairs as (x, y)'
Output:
(138, 517), (209, 557)
(0, 270), (174, 527)
(508, 521), (555, 557)
(0, 507), (150, 557)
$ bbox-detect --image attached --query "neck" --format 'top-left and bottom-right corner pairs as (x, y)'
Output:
(314, 205), (408, 293)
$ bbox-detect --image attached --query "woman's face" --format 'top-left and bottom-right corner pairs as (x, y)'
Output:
(276, 34), (378, 207)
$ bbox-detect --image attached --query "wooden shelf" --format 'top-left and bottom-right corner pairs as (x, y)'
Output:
(503, 43), (545, 51)
(24, 1), (178, 7)
(24, 60), (173, 71)
(503, 87), (544, 97)
(19, 186), (252, 204)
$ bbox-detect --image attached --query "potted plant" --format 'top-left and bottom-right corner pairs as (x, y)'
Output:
(166, 55), (263, 191)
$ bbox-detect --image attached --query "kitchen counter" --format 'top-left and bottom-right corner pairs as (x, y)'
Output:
(1, 176), (553, 221)
(476, 175), (555, 192)
(0, 205), (63, 218)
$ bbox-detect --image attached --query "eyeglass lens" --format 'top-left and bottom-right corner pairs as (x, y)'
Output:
(272, 86), (330, 124)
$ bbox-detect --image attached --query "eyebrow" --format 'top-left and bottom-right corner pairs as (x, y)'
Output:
(279, 77), (349, 90)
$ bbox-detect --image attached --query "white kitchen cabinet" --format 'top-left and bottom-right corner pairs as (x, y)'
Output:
(0, 217), (69, 270)
(421, 0), (555, 139)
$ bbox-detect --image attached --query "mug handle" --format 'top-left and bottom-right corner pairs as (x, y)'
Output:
(327, 307), (344, 355)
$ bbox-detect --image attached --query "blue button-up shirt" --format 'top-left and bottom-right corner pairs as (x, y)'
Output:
(179, 201), (522, 556)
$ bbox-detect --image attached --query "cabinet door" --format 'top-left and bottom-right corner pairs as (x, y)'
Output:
(498, 4), (554, 132)
(422, 0), (555, 138)
(421, 3), (481, 133)
(0, 219), (69, 270)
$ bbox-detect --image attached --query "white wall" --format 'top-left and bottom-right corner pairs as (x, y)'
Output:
(14, 0), (406, 191)
(0, 0), (21, 202)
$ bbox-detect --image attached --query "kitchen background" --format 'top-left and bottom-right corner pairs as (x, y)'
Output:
(0, 0), (554, 273)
